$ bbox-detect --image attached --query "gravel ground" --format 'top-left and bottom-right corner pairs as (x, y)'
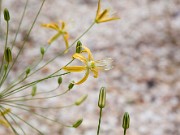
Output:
(0, 0), (180, 135)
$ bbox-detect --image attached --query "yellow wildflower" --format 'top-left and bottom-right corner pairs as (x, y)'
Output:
(63, 46), (113, 84)
(41, 21), (69, 52)
(95, 0), (120, 23)
(0, 108), (11, 127)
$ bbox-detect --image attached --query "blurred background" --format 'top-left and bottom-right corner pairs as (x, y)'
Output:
(0, 0), (180, 134)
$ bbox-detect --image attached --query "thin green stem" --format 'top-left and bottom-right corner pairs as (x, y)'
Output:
(11, 0), (29, 50)
(4, 0), (45, 88)
(1, 57), (73, 97)
(4, 56), (42, 91)
(7, 113), (26, 135)
(124, 129), (127, 135)
(1, 72), (69, 98)
(34, 84), (59, 95)
(0, 20), (9, 83)
(1, 106), (26, 135)
(7, 45), (49, 91)
(0, 63), (9, 86)
(0, 0), (2, 35)
(3, 89), (69, 102)
(6, 84), (60, 99)
(1, 58), (72, 95)
(97, 108), (103, 135)
(9, 109), (44, 135)
(2, 101), (74, 110)
(69, 22), (95, 49)
(3, 103), (72, 128)
(0, 107), (19, 135)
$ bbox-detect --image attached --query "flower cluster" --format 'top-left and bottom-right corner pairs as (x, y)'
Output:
(0, 0), (120, 134)
(63, 45), (113, 84)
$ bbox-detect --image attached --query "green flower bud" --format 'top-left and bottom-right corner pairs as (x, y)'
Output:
(58, 77), (62, 85)
(122, 112), (130, 135)
(4, 8), (10, 21)
(98, 87), (106, 108)
(75, 95), (88, 106)
(4, 64), (8, 71)
(4, 47), (12, 63)
(76, 41), (82, 53)
(26, 68), (31, 75)
(31, 85), (37, 97)
(72, 118), (83, 128)
(68, 81), (74, 90)
(40, 47), (45, 56)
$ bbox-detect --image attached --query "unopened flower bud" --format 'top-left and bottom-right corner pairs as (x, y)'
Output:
(4, 8), (10, 21)
(122, 112), (130, 135)
(58, 77), (62, 85)
(98, 87), (106, 108)
(4, 47), (12, 63)
(76, 41), (82, 53)
(40, 47), (45, 56)
(72, 118), (83, 128)
(68, 81), (74, 90)
(75, 95), (88, 106)
(26, 68), (31, 75)
(31, 85), (37, 97)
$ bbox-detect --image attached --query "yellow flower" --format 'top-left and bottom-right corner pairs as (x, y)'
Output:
(0, 108), (11, 127)
(63, 46), (113, 85)
(95, 0), (120, 23)
(41, 21), (69, 52)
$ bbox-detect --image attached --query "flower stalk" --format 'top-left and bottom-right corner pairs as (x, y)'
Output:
(97, 87), (106, 135)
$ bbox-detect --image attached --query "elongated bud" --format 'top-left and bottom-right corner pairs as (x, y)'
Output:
(26, 68), (31, 76)
(76, 41), (82, 53)
(68, 81), (74, 90)
(40, 47), (45, 56)
(4, 8), (10, 21)
(98, 87), (106, 108)
(72, 118), (83, 128)
(31, 85), (37, 97)
(75, 95), (88, 106)
(4, 47), (12, 63)
(58, 77), (62, 85)
(122, 112), (130, 135)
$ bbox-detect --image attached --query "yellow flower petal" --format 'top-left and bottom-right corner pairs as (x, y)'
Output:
(96, 9), (109, 22)
(96, 0), (101, 18)
(98, 17), (120, 23)
(0, 119), (9, 127)
(61, 21), (66, 30)
(91, 68), (98, 78)
(41, 23), (59, 31)
(42, 21), (70, 49)
(75, 70), (90, 85)
(73, 53), (87, 63)
(0, 108), (11, 127)
(63, 66), (86, 72)
(48, 32), (62, 45)
(94, 0), (120, 24)
(82, 46), (94, 61)
(63, 33), (69, 53)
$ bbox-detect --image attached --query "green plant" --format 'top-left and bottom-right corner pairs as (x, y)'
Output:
(0, 0), (124, 134)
